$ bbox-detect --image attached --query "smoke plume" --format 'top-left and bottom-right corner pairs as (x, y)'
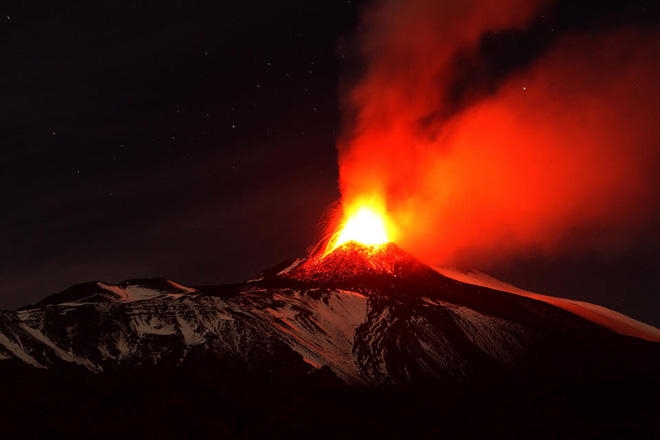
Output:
(337, 0), (660, 266)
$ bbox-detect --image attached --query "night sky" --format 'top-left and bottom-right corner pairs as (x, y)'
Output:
(2, 1), (659, 326)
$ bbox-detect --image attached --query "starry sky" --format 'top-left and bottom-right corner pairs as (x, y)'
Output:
(2, 1), (659, 326)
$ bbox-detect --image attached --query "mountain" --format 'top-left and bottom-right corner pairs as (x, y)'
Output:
(1, 242), (660, 437)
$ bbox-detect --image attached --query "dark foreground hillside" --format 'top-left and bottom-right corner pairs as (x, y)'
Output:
(2, 359), (660, 439)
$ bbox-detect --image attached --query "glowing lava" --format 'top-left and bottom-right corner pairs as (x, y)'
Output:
(325, 202), (396, 255)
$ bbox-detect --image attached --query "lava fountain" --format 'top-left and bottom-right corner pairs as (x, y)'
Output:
(323, 198), (398, 256)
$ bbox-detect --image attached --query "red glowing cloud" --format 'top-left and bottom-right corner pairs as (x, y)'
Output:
(336, 0), (660, 266)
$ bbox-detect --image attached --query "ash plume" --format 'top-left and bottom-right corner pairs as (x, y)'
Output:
(337, 0), (660, 265)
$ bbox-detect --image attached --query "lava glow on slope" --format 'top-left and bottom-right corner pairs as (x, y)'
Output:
(324, 201), (396, 255)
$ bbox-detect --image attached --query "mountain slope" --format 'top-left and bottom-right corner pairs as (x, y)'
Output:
(1, 243), (659, 386)
(436, 267), (660, 342)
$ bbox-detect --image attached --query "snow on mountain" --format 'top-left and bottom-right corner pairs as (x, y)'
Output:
(1, 244), (659, 385)
(435, 267), (660, 343)
(236, 287), (368, 383)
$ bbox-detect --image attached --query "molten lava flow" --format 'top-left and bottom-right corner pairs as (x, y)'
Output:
(325, 201), (396, 255)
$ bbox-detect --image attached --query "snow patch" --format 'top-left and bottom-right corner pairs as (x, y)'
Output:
(124, 286), (164, 301)
(277, 258), (305, 276)
(436, 267), (660, 343)
(130, 316), (177, 337)
(242, 288), (368, 383)
(0, 332), (46, 368)
(19, 324), (103, 372)
(176, 316), (206, 345)
(167, 280), (196, 293)
(302, 357), (321, 368)
(97, 282), (128, 300)
(98, 344), (116, 361)
(442, 301), (528, 366)
(115, 335), (132, 359)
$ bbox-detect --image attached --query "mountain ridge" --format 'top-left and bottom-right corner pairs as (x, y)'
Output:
(1, 242), (658, 385)
(2, 242), (660, 437)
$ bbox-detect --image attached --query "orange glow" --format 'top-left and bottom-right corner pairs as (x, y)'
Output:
(325, 199), (396, 254)
(332, 0), (660, 268)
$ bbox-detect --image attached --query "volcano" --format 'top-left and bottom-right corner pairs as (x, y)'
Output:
(281, 242), (440, 284)
(1, 242), (660, 437)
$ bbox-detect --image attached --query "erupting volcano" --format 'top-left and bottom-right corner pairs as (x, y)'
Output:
(3, 201), (660, 437)
(331, 0), (660, 268)
(2, 0), (660, 437)
(297, 200), (434, 284)
(329, 207), (389, 250)
(324, 200), (397, 254)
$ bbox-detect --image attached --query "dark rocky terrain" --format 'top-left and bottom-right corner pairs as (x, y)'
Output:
(1, 243), (659, 438)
